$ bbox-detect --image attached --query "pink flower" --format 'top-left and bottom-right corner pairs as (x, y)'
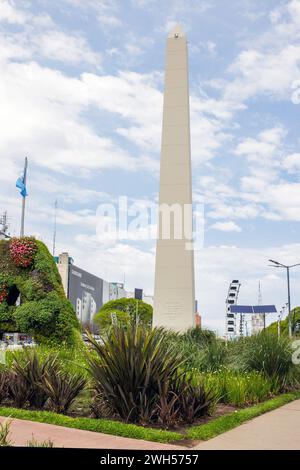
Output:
(9, 237), (37, 268)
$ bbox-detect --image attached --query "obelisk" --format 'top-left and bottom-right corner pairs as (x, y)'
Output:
(153, 24), (195, 332)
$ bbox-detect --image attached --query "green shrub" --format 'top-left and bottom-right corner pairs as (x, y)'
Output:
(13, 292), (78, 345)
(94, 298), (152, 332)
(86, 323), (216, 427)
(167, 329), (223, 372)
(0, 370), (8, 404)
(7, 370), (32, 408)
(169, 337), (202, 370)
(182, 327), (216, 345)
(199, 340), (228, 372)
(202, 369), (274, 406)
(40, 356), (86, 414)
(156, 375), (216, 426)
(241, 332), (296, 388)
(86, 324), (183, 423)
(11, 350), (50, 408)
(0, 303), (14, 323)
(5, 344), (90, 378)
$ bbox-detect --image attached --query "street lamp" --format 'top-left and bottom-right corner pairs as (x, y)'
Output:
(278, 309), (282, 338)
(278, 303), (288, 338)
(269, 260), (300, 337)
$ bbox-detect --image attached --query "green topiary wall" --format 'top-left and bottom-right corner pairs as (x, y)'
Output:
(0, 237), (79, 345)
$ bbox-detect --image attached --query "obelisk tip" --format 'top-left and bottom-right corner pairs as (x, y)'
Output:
(168, 23), (185, 39)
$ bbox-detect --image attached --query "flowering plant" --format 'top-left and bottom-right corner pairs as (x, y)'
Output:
(9, 238), (38, 268)
(0, 283), (8, 303)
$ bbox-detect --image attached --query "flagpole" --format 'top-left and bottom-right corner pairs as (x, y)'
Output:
(20, 157), (28, 237)
(52, 199), (58, 256)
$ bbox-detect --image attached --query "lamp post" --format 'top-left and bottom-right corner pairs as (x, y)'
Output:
(269, 260), (300, 337)
(277, 303), (288, 338)
(278, 309), (282, 338)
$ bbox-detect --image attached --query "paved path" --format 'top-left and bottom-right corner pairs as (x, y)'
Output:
(0, 417), (185, 450)
(1, 399), (300, 450)
(195, 399), (300, 450)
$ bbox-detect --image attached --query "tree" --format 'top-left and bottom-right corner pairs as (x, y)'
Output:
(266, 307), (300, 336)
(94, 297), (152, 332)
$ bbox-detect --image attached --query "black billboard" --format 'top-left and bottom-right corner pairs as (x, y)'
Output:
(134, 288), (143, 300)
(68, 265), (103, 325)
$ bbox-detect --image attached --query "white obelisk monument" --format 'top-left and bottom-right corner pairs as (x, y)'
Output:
(153, 24), (195, 332)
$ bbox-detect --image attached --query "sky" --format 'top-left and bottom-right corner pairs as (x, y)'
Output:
(1, 0), (300, 334)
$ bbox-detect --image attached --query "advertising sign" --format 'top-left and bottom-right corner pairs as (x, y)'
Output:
(68, 265), (103, 325)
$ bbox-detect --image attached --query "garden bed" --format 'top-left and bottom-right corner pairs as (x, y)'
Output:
(1, 392), (300, 445)
(1, 325), (300, 445)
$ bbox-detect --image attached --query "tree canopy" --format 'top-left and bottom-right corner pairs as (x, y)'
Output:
(94, 297), (153, 332)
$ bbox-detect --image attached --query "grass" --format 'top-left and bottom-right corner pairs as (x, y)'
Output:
(1, 392), (300, 444)
(187, 391), (300, 441)
(0, 407), (182, 443)
(0, 419), (12, 447)
(4, 345), (90, 377)
(201, 369), (276, 406)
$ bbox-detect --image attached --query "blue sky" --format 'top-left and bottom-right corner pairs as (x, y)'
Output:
(1, 0), (300, 333)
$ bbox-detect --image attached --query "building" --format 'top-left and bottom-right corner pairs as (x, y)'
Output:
(56, 252), (153, 325)
(0, 212), (10, 240)
(251, 282), (265, 335)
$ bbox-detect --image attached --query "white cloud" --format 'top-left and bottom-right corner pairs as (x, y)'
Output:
(0, 60), (160, 176)
(173, 0), (214, 15)
(0, 28), (101, 67)
(234, 126), (286, 163)
(195, 119), (300, 224)
(207, 203), (261, 221)
(68, 239), (155, 295)
(33, 30), (101, 66)
(225, 45), (300, 103)
(241, 180), (300, 221)
(222, 1), (300, 106)
(0, 0), (26, 24)
(0, 9), (101, 69)
(288, 0), (300, 23)
(210, 221), (242, 232)
(83, 70), (163, 150)
(64, 0), (122, 28)
(125, 43), (143, 56)
(282, 153), (300, 172)
(191, 40), (217, 57)
(97, 13), (121, 27)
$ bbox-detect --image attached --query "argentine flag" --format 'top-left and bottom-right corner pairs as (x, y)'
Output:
(16, 177), (28, 197)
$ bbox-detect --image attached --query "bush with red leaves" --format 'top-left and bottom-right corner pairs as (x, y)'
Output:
(0, 283), (8, 303)
(9, 237), (38, 268)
